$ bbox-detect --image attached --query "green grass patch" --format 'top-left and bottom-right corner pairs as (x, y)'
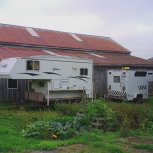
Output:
(0, 98), (153, 153)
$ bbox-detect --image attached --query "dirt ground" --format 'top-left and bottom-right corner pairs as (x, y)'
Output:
(118, 137), (153, 153)
(30, 144), (87, 153)
(30, 137), (153, 153)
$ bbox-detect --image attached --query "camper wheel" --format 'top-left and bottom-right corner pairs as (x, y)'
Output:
(136, 94), (143, 103)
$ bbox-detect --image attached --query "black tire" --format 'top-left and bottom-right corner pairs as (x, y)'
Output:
(136, 95), (142, 103)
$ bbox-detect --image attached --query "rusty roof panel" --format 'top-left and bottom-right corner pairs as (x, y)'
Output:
(52, 50), (151, 66)
(0, 47), (150, 66)
(0, 47), (48, 59)
(0, 24), (129, 53)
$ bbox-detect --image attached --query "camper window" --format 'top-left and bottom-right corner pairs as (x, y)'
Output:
(114, 76), (120, 83)
(135, 71), (147, 77)
(39, 82), (45, 87)
(7, 79), (18, 89)
(80, 68), (88, 75)
(27, 60), (40, 70)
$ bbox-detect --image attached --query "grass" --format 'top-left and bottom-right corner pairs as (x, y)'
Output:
(0, 98), (152, 153)
(0, 103), (60, 152)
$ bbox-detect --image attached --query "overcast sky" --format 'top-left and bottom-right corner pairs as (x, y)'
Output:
(0, 0), (153, 59)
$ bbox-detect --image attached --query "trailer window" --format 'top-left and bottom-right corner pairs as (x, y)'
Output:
(27, 60), (40, 70)
(39, 82), (45, 87)
(148, 73), (153, 75)
(80, 68), (88, 75)
(7, 79), (18, 89)
(114, 76), (120, 83)
(135, 71), (147, 77)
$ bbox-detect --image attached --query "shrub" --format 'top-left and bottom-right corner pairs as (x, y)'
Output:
(22, 116), (87, 139)
(23, 99), (153, 140)
(22, 100), (117, 139)
(82, 99), (115, 130)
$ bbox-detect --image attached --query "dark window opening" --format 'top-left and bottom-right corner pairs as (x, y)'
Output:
(148, 73), (153, 75)
(80, 68), (88, 75)
(27, 60), (40, 70)
(114, 76), (120, 83)
(85, 69), (88, 75)
(135, 71), (147, 77)
(8, 79), (18, 89)
(27, 60), (33, 70)
(80, 69), (84, 75)
(39, 82), (45, 87)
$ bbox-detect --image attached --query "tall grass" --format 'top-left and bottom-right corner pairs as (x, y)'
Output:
(55, 103), (83, 116)
(107, 99), (153, 136)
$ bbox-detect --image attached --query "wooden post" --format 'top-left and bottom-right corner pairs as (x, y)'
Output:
(91, 82), (94, 101)
(47, 81), (50, 107)
(27, 80), (30, 101)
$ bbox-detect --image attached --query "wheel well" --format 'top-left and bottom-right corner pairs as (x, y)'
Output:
(135, 94), (143, 103)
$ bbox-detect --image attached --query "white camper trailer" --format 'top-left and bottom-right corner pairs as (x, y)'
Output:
(0, 55), (93, 104)
(107, 69), (148, 102)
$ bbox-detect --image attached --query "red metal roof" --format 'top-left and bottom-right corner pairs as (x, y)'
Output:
(52, 50), (151, 66)
(0, 24), (129, 53)
(0, 47), (48, 59)
(0, 47), (151, 66)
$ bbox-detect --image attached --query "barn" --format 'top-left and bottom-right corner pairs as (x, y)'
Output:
(0, 23), (152, 102)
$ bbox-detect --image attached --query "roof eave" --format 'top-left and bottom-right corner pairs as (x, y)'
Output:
(0, 41), (130, 54)
(94, 63), (153, 68)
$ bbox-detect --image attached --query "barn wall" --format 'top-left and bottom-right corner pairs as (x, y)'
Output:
(93, 66), (107, 98)
(0, 79), (28, 102)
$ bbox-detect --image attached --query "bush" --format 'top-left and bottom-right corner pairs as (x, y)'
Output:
(23, 99), (153, 139)
(22, 100), (116, 139)
(81, 99), (115, 130)
(22, 116), (88, 139)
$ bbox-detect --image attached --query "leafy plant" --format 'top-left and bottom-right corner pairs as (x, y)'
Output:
(82, 99), (115, 130)
(22, 116), (87, 139)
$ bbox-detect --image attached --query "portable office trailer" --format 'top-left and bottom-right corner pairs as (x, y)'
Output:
(107, 69), (148, 102)
(0, 55), (93, 104)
